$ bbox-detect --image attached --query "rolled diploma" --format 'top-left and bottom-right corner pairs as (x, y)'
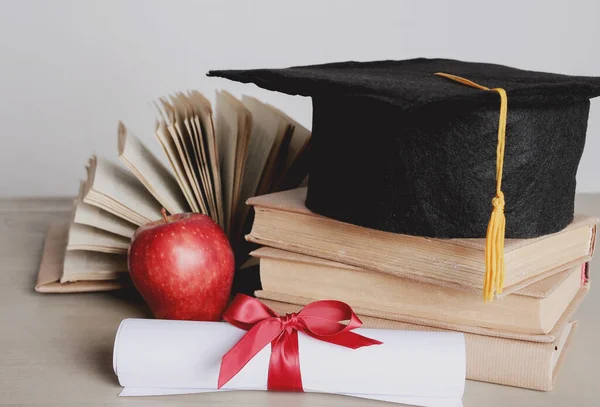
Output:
(113, 318), (465, 407)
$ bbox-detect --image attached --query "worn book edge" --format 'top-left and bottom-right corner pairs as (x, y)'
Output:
(247, 230), (591, 295)
(255, 284), (588, 343)
(35, 223), (124, 293)
(246, 187), (599, 253)
(251, 246), (586, 299)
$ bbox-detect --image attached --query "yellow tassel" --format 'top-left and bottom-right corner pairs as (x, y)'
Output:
(435, 73), (508, 302)
(485, 193), (505, 301)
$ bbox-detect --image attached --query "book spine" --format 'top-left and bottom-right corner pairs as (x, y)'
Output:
(260, 298), (556, 391)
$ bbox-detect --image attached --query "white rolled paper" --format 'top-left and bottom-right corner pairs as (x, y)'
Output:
(113, 318), (465, 407)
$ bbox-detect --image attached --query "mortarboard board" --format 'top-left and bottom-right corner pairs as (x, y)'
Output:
(208, 58), (600, 300)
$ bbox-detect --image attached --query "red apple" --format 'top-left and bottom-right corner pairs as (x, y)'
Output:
(128, 210), (234, 321)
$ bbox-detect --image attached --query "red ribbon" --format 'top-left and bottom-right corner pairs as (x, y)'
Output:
(217, 294), (383, 391)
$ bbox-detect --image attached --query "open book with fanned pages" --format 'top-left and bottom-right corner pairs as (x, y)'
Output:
(36, 91), (310, 292)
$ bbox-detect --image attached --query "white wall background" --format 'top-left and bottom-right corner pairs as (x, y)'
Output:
(1, 0), (599, 196)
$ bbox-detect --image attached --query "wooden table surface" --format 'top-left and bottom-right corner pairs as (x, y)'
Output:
(1, 195), (599, 407)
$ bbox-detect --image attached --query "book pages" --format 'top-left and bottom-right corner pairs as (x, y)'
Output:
(67, 223), (129, 254)
(155, 120), (199, 212)
(61, 250), (127, 283)
(35, 92), (312, 291)
(83, 156), (163, 225)
(118, 122), (189, 215)
(168, 96), (209, 215)
(35, 223), (124, 293)
(265, 104), (312, 189)
(178, 94), (218, 220)
(188, 91), (224, 227)
(160, 99), (206, 214)
(215, 91), (241, 235)
(255, 121), (292, 196)
(233, 96), (283, 237)
(73, 181), (137, 238)
(228, 94), (252, 227)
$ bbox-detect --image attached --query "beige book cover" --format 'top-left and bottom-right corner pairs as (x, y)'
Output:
(247, 187), (598, 295)
(260, 296), (579, 391)
(36, 223), (125, 293)
(254, 247), (585, 334)
(255, 284), (588, 343)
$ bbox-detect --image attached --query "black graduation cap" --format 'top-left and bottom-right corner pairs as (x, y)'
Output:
(208, 58), (600, 300)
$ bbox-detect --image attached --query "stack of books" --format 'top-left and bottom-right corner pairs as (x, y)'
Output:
(246, 187), (598, 391)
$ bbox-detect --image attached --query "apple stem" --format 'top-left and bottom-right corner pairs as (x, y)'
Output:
(161, 208), (169, 223)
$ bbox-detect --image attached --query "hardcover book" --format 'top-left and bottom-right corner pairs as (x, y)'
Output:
(254, 247), (587, 334)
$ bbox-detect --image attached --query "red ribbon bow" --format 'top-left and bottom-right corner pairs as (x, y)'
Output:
(217, 294), (383, 391)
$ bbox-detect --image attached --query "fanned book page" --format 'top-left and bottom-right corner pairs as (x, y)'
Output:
(176, 94), (218, 221)
(233, 97), (286, 238)
(61, 250), (128, 283)
(155, 120), (199, 212)
(215, 91), (242, 235)
(83, 156), (163, 225)
(264, 103), (312, 190)
(66, 223), (129, 254)
(227, 93), (253, 226)
(187, 90), (224, 226)
(73, 181), (137, 238)
(118, 122), (190, 215)
(255, 119), (293, 197)
(161, 98), (207, 214)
